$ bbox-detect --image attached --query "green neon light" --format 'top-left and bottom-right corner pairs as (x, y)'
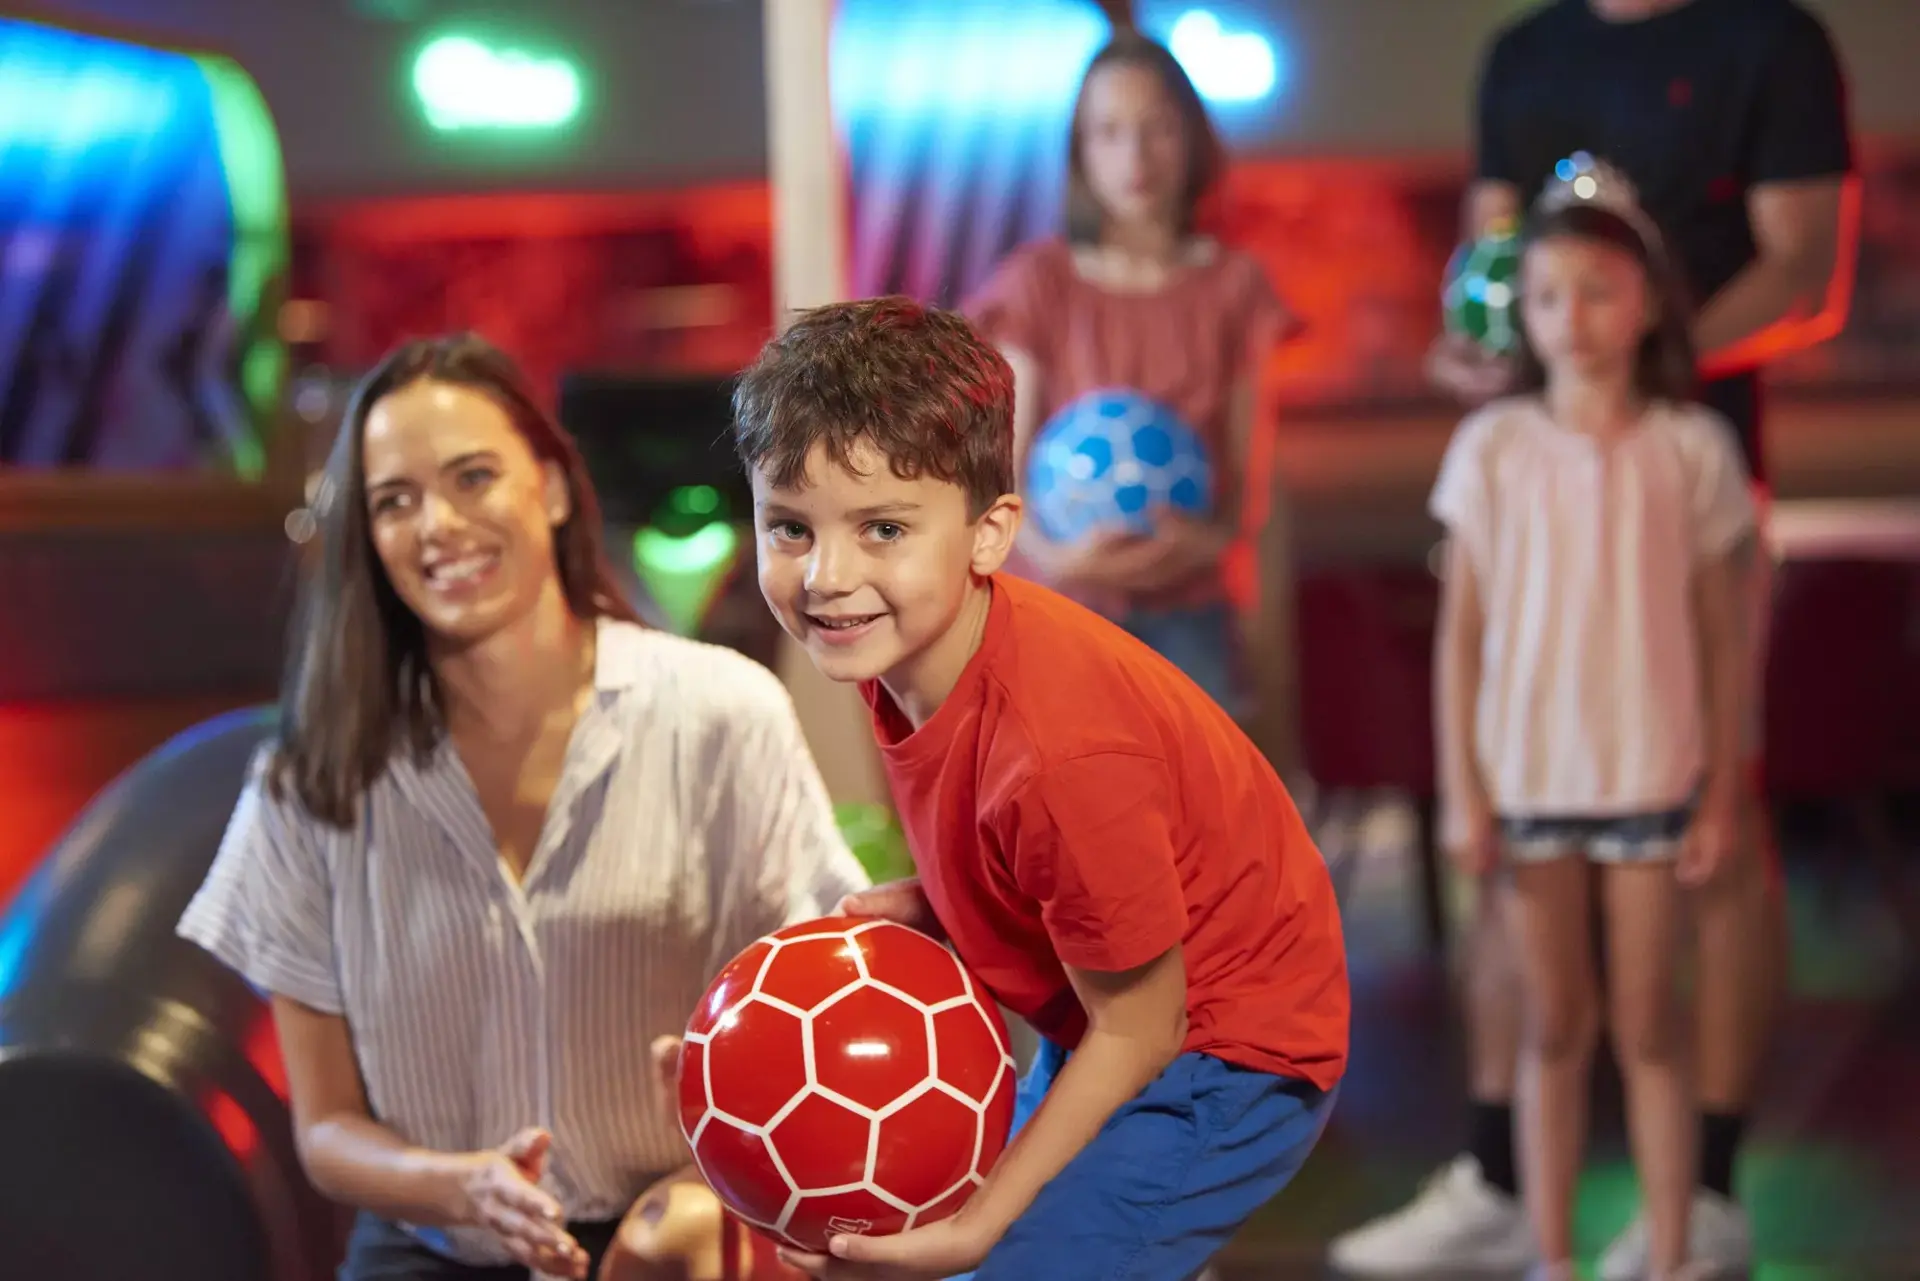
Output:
(633, 520), (739, 635)
(673, 484), (720, 518)
(413, 35), (582, 132)
(192, 51), (290, 481)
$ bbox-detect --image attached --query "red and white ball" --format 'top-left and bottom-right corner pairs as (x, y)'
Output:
(678, 916), (1017, 1252)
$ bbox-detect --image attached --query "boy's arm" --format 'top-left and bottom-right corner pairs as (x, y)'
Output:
(793, 947), (1188, 1278)
(786, 754), (1190, 1278)
(946, 946), (1188, 1242)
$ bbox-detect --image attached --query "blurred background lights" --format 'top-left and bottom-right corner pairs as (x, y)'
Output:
(412, 34), (583, 132)
(1168, 10), (1281, 104)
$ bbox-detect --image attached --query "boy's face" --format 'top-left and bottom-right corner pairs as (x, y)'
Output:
(751, 439), (1019, 690)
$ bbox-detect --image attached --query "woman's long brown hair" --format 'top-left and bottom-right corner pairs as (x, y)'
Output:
(269, 333), (639, 827)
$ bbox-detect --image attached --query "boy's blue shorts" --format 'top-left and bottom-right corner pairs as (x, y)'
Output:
(950, 1037), (1337, 1281)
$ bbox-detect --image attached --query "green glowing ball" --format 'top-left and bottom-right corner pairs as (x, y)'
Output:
(1441, 222), (1523, 353)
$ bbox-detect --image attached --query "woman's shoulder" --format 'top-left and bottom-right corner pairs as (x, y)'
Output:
(598, 621), (796, 726)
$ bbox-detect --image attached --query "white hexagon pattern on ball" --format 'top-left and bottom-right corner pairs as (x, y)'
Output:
(680, 919), (1019, 1252)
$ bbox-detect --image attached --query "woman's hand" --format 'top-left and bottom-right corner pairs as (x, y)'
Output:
(836, 879), (941, 937)
(453, 1128), (589, 1279)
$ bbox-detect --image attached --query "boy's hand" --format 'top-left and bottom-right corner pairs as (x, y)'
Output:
(1678, 785), (1740, 887)
(836, 879), (942, 938)
(777, 1212), (990, 1280)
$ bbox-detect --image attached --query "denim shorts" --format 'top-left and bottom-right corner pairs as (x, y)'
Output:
(1499, 798), (1697, 865)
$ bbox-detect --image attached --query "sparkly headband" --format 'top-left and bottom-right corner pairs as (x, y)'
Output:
(1535, 151), (1668, 262)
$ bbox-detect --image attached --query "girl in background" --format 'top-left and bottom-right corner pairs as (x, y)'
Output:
(1429, 163), (1751, 1281)
(964, 24), (1300, 736)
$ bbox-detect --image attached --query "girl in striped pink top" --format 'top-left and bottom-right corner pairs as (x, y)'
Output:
(964, 27), (1298, 722)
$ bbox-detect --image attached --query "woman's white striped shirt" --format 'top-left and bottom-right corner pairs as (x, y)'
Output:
(177, 619), (869, 1264)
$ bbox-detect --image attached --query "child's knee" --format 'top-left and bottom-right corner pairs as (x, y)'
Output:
(614, 1179), (724, 1269)
(1608, 988), (1684, 1069)
(1527, 989), (1600, 1063)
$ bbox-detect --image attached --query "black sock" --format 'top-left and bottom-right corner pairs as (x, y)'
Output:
(1468, 1100), (1519, 1197)
(1700, 1110), (1746, 1198)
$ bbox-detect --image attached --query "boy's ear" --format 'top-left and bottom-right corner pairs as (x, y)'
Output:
(969, 493), (1023, 576)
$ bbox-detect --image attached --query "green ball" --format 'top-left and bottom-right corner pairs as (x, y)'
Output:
(1441, 223), (1523, 353)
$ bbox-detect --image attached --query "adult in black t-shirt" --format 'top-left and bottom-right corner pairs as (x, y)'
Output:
(1463, 0), (1854, 485)
(1329, 3), (1857, 1279)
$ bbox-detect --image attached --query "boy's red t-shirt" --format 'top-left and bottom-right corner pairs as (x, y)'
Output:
(859, 575), (1348, 1089)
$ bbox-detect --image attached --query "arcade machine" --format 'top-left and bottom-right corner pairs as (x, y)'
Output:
(0, 14), (325, 1278)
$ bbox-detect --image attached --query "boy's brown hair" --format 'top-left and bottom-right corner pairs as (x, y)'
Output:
(732, 296), (1015, 517)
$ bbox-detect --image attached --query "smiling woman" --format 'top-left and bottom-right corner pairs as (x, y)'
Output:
(280, 335), (634, 828)
(174, 332), (867, 1280)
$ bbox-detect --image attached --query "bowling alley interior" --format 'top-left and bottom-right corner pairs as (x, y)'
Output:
(2, 2), (1919, 1279)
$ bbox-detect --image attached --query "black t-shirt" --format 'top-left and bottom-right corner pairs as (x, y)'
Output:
(1476, 0), (1853, 482)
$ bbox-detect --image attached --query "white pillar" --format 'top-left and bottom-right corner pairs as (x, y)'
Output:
(762, 0), (890, 807)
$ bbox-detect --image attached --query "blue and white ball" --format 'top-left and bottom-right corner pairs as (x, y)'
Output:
(1024, 389), (1212, 544)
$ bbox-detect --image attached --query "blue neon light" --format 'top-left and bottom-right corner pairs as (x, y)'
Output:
(1168, 10), (1282, 105)
(833, 3), (1285, 126)
(833, 3), (1108, 123)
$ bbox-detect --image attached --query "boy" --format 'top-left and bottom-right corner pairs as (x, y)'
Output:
(732, 296), (1347, 1281)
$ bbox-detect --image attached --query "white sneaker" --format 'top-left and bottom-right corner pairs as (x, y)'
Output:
(1328, 1154), (1535, 1275)
(1596, 1190), (1753, 1280)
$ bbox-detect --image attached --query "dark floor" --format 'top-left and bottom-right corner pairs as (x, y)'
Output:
(1215, 794), (1920, 1280)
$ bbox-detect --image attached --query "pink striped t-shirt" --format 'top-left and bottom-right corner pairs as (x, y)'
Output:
(964, 237), (1290, 612)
